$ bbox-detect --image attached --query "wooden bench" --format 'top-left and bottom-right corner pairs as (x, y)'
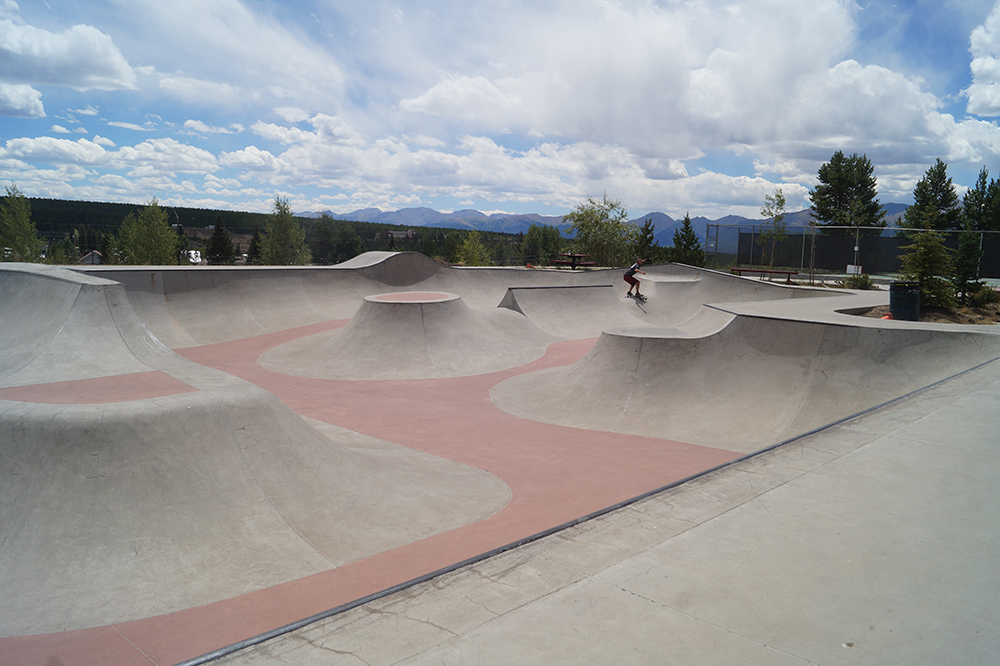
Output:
(730, 268), (798, 284)
(550, 259), (597, 268)
(550, 254), (596, 269)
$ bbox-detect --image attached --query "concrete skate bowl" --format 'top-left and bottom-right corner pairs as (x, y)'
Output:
(0, 264), (510, 638)
(259, 291), (556, 379)
(492, 308), (1000, 452)
(496, 265), (837, 339)
(79, 252), (616, 348)
(6, 256), (998, 666)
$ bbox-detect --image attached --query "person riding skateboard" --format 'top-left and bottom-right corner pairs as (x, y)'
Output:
(624, 258), (646, 299)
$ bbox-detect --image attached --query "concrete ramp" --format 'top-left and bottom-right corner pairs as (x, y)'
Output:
(259, 291), (555, 379)
(498, 285), (647, 339)
(0, 264), (169, 386)
(491, 312), (1000, 452)
(0, 265), (511, 636)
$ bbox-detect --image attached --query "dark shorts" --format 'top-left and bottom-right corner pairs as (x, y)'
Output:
(624, 274), (637, 287)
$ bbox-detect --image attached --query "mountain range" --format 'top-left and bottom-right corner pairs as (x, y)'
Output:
(309, 203), (910, 254)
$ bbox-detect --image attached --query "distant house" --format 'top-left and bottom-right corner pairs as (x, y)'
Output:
(386, 229), (417, 240)
(81, 250), (102, 265)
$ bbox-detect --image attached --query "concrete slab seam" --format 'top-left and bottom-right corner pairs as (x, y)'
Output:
(600, 579), (824, 666)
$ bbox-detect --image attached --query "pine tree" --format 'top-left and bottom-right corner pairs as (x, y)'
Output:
(634, 218), (664, 263)
(667, 213), (705, 267)
(809, 151), (886, 236)
(247, 226), (262, 264)
(332, 224), (365, 263)
(901, 159), (961, 231)
(953, 228), (984, 305)
(0, 183), (44, 262)
(899, 212), (954, 309)
(205, 214), (236, 265)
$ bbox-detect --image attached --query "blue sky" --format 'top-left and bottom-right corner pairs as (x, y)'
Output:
(3, 0), (1000, 220)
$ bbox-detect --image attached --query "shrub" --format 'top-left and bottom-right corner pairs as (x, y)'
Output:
(842, 273), (876, 290)
(969, 286), (999, 309)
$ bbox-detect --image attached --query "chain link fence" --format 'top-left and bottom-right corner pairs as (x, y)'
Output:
(710, 225), (1000, 278)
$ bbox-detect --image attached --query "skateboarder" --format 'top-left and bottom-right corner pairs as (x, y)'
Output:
(624, 259), (646, 300)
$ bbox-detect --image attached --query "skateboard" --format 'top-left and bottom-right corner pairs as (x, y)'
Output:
(628, 293), (647, 302)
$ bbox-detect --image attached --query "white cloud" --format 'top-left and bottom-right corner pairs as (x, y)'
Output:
(275, 107), (310, 123)
(0, 82), (42, 117)
(967, 2), (1000, 115)
(251, 113), (365, 148)
(92, 135), (115, 147)
(401, 75), (528, 129)
(1, 135), (110, 165)
(403, 134), (446, 148)
(104, 0), (346, 110)
(159, 74), (237, 102)
(117, 138), (218, 174)
(5, 0), (1000, 217)
(219, 145), (278, 170)
(108, 120), (155, 131)
(184, 119), (241, 134)
(51, 124), (71, 134)
(0, 18), (135, 91)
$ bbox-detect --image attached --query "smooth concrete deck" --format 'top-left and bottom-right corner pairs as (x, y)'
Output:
(1, 255), (998, 665)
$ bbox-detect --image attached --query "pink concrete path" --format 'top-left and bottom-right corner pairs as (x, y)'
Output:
(0, 371), (197, 404)
(2, 322), (740, 666)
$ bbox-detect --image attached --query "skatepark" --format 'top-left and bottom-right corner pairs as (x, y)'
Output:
(1, 253), (998, 665)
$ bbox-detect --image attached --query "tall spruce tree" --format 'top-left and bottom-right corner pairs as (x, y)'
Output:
(205, 214), (236, 264)
(899, 210), (954, 309)
(809, 151), (886, 236)
(634, 218), (665, 263)
(901, 159), (961, 231)
(667, 213), (705, 267)
(247, 226), (262, 264)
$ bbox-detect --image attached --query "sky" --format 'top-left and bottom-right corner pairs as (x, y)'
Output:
(3, 0), (1000, 221)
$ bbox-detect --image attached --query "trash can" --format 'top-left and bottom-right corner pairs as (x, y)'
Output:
(889, 281), (920, 321)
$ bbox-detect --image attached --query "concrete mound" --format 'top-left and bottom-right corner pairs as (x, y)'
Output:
(491, 312), (1000, 452)
(259, 291), (556, 379)
(0, 266), (511, 636)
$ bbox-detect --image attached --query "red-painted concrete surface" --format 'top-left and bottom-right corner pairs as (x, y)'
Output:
(1, 322), (740, 666)
(0, 371), (197, 404)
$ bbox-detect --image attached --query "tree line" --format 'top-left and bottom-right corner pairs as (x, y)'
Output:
(0, 187), (557, 267)
(0, 183), (708, 269)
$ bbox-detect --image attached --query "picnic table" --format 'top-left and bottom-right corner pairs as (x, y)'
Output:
(730, 267), (798, 284)
(550, 253), (596, 269)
